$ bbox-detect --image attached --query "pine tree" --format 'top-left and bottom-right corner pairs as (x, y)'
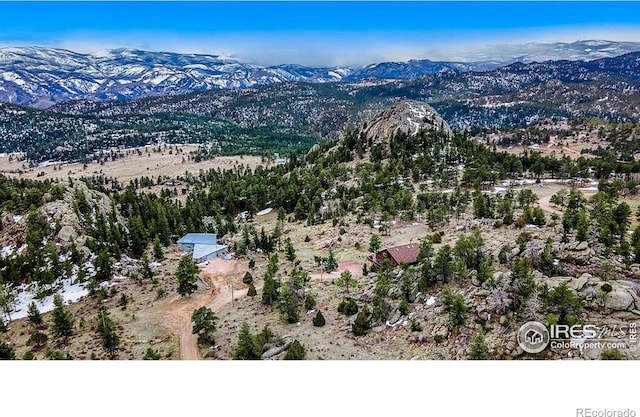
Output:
(0, 340), (16, 359)
(539, 238), (556, 277)
(441, 286), (467, 330)
(95, 249), (113, 282)
(352, 306), (371, 336)
(285, 237), (296, 262)
(96, 306), (119, 358)
(304, 294), (316, 311)
(277, 282), (299, 324)
(335, 269), (357, 295)
(0, 286), (16, 322)
(261, 270), (279, 305)
(233, 323), (261, 360)
(153, 237), (164, 261)
(284, 340), (306, 360)
(368, 234), (381, 253)
(448, 293), (468, 330)
(576, 208), (589, 242)
(312, 310), (326, 327)
(469, 331), (489, 360)
(50, 294), (73, 344)
(511, 257), (536, 307)
(247, 283), (257, 297)
(27, 302), (43, 328)
(141, 254), (154, 280)
(325, 249), (338, 273)
(191, 306), (218, 345)
(176, 255), (199, 297)
(434, 244), (454, 282)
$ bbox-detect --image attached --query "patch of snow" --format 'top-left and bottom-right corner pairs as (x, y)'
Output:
(1, 245), (14, 258)
(256, 207), (273, 216)
(12, 215), (23, 223)
(426, 296), (436, 306)
(8, 277), (89, 321)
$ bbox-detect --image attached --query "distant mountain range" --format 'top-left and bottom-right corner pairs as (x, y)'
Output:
(1, 40), (640, 108)
(2, 48), (639, 163)
(52, 50), (640, 132)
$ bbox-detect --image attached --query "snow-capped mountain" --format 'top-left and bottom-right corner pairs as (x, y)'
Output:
(1, 41), (640, 108)
(443, 40), (640, 66)
(0, 47), (354, 108)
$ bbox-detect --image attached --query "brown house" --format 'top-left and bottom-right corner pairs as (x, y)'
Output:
(369, 243), (420, 267)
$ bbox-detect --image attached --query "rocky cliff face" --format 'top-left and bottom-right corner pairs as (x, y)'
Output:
(362, 100), (452, 142)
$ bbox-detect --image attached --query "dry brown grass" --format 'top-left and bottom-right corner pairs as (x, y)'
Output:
(0, 146), (265, 184)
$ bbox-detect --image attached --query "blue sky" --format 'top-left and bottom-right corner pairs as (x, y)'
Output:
(1, 1), (640, 65)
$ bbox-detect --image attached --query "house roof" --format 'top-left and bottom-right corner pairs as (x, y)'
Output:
(178, 233), (217, 245)
(192, 244), (228, 260)
(382, 243), (420, 265)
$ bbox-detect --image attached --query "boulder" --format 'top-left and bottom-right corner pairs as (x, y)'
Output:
(260, 337), (292, 360)
(388, 309), (402, 325)
(432, 325), (449, 339)
(604, 288), (635, 311)
(573, 273), (591, 291)
(57, 225), (77, 242)
(574, 241), (589, 251)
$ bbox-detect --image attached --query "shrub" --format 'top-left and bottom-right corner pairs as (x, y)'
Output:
(247, 283), (257, 297)
(304, 295), (316, 311)
(469, 331), (489, 360)
(284, 340), (306, 360)
(22, 351), (35, 360)
(434, 334), (445, 344)
(312, 311), (326, 327)
(156, 287), (166, 300)
(144, 347), (162, 360)
(0, 341), (16, 359)
(399, 300), (409, 316)
(410, 319), (423, 332)
(601, 349), (624, 360)
(498, 245), (509, 264)
(352, 308), (371, 336)
(338, 298), (359, 316)
(601, 283), (613, 294)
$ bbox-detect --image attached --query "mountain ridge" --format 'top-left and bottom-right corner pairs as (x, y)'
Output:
(2, 40), (640, 108)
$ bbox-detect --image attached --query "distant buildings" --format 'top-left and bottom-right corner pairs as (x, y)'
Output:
(177, 233), (230, 263)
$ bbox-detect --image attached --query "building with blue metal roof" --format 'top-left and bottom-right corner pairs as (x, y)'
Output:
(177, 233), (230, 263)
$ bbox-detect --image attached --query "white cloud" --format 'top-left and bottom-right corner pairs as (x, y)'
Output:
(1, 25), (640, 67)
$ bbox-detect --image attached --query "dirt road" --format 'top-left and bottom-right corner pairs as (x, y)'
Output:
(538, 194), (562, 215)
(160, 258), (248, 360)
